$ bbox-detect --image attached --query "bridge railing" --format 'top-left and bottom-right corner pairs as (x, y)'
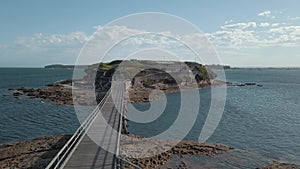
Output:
(115, 82), (141, 169)
(46, 89), (111, 169)
(115, 156), (141, 169)
(115, 83), (123, 169)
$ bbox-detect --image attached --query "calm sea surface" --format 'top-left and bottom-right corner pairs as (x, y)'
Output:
(128, 68), (300, 165)
(0, 68), (81, 143)
(0, 68), (299, 166)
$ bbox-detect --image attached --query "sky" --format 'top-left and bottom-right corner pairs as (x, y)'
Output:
(0, 0), (300, 67)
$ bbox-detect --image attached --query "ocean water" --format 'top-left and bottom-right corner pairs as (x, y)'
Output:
(0, 68), (81, 144)
(128, 68), (300, 165)
(0, 68), (299, 166)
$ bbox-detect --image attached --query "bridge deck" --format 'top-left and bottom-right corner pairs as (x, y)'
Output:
(61, 84), (123, 169)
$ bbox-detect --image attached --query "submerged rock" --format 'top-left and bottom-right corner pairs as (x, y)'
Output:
(13, 92), (22, 96)
(235, 82), (263, 87)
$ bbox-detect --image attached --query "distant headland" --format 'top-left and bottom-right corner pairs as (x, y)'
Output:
(44, 64), (88, 69)
(44, 63), (231, 70)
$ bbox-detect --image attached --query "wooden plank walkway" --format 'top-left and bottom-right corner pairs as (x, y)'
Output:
(61, 82), (124, 169)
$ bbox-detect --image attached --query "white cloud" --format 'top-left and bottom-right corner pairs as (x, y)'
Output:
(287, 16), (300, 21)
(72, 25), (222, 64)
(16, 32), (89, 48)
(271, 23), (281, 27)
(207, 20), (300, 49)
(4, 26), (191, 66)
(224, 20), (233, 24)
(259, 22), (270, 27)
(207, 30), (257, 49)
(269, 26), (300, 45)
(206, 22), (260, 49)
(221, 22), (257, 30)
(2, 21), (300, 67)
(258, 10), (276, 19)
(255, 25), (300, 47)
(270, 26), (300, 34)
(93, 25), (102, 30)
(0, 32), (90, 66)
(8, 23), (300, 60)
(258, 10), (271, 17)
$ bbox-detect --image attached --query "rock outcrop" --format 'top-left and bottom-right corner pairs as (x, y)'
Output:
(0, 135), (71, 169)
(11, 79), (97, 106)
(10, 60), (225, 105)
(120, 134), (233, 168)
(1, 135), (299, 169)
(258, 161), (300, 169)
(14, 80), (73, 105)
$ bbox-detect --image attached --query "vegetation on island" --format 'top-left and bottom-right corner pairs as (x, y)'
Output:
(19, 60), (226, 105)
(85, 59), (217, 84)
(44, 64), (88, 69)
(82, 60), (222, 103)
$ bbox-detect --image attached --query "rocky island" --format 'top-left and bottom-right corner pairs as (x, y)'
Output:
(11, 60), (229, 104)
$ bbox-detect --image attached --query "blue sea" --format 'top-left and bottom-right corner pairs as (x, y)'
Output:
(0, 68), (299, 167)
(128, 68), (300, 166)
(0, 68), (80, 143)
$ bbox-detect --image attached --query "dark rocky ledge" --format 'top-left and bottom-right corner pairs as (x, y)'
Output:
(120, 134), (233, 168)
(127, 79), (230, 103)
(257, 161), (300, 169)
(10, 79), (231, 105)
(0, 135), (71, 169)
(10, 79), (96, 106)
(1, 134), (299, 169)
(0, 134), (233, 169)
(10, 80), (73, 105)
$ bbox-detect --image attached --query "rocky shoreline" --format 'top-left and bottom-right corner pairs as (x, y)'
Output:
(9, 78), (262, 105)
(258, 162), (300, 169)
(120, 134), (233, 168)
(1, 134), (299, 169)
(0, 135), (71, 169)
(9, 79), (97, 106)
(9, 80), (73, 105)
(127, 80), (230, 103)
(9, 79), (231, 105)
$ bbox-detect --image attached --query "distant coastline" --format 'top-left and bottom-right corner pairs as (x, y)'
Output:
(43, 63), (300, 71)
(44, 64), (88, 69)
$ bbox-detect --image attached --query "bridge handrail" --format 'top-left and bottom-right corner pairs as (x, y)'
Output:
(46, 89), (111, 169)
(115, 83), (124, 157)
(115, 82), (141, 169)
(116, 156), (141, 169)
